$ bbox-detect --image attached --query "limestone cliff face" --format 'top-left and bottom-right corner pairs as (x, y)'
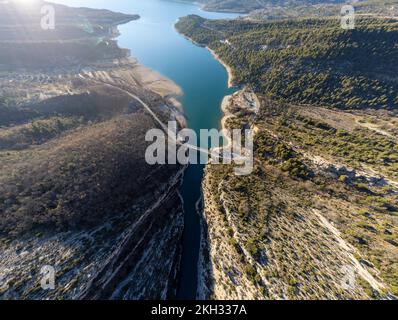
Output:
(79, 167), (186, 300)
(197, 90), (398, 300)
(1, 162), (185, 300)
(0, 2), (186, 300)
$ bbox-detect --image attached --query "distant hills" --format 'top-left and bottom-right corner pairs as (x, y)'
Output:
(184, 0), (345, 13)
(0, 1), (184, 300)
(0, 0), (138, 68)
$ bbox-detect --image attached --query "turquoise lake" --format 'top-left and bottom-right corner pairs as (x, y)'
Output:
(53, 0), (240, 299)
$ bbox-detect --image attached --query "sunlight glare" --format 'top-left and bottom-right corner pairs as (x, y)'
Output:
(11, 0), (38, 6)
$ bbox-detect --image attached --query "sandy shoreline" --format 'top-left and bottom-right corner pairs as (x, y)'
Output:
(131, 61), (183, 99)
(162, 28), (237, 133)
(128, 59), (186, 127)
(175, 28), (235, 89)
(112, 17), (183, 101)
(207, 48), (235, 88)
(220, 94), (234, 131)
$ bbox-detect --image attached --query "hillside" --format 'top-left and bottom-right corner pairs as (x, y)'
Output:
(184, 0), (345, 13)
(0, 1), (139, 69)
(176, 15), (398, 109)
(198, 89), (398, 300)
(176, 11), (398, 299)
(249, 0), (398, 20)
(0, 2), (185, 299)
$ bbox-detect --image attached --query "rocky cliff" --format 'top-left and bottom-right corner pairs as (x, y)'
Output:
(0, 1), (186, 300)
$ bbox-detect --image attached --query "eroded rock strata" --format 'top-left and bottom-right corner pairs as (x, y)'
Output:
(0, 1), (185, 299)
(198, 90), (398, 299)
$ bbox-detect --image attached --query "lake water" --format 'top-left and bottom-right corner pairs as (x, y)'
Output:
(52, 0), (239, 299)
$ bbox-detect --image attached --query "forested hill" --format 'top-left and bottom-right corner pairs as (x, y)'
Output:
(176, 15), (398, 109)
(0, 1), (139, 68)
(183, 0), (345, 13)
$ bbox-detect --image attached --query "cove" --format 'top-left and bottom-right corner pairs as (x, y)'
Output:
(52, 0), (239, 299)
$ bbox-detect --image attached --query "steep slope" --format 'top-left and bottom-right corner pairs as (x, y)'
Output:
(176, 15), (398, 109)
(0, 2), (185, 299)
(177, 12), (398, 299)
(198, 90), (398, 299)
